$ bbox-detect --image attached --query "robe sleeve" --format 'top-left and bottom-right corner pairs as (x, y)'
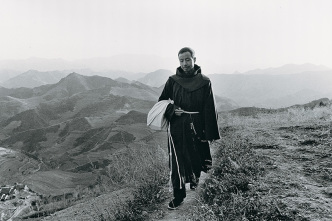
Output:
(203, 82), (220, 141)
(158, 77), (176, 121)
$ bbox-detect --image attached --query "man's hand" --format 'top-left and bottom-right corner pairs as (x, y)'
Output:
(175, 107), (184, 116)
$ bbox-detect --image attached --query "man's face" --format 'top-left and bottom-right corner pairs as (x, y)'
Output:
(178, 52), (196, 73)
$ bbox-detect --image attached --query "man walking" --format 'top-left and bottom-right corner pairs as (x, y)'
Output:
(159, 47), (220, 209)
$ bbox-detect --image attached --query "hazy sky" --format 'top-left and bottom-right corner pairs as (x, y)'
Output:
(1, 0), (332, 73)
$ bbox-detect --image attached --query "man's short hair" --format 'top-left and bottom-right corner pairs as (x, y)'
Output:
(178, 47), (195, 58)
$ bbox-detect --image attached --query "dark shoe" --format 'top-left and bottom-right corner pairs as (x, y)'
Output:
(190, 178), (199, 190)
(190, 183), (197, 190)
(168, 197), (184, 210)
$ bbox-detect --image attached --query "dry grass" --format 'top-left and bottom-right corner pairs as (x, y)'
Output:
(190, 106), (332, 220)
(99, 144), (169, 220)
(105, 144), (168, 186)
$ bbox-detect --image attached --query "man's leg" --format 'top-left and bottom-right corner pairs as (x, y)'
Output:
(174, 187), (186, 199)
(168, 187), (186, 210)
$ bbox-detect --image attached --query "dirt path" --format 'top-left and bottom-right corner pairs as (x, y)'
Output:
(148, 143), (216, 221)
(151, 172), (208, 221)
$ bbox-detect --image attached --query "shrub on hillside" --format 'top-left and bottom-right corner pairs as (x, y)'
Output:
(98, 144), (168, 220)
(113, 176), (168, 221)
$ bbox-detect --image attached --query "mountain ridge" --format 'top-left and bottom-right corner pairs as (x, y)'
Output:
(209, 70), (332, 108)
(1, 63), (331, 109)
(0, 70), (69, 89)
(240, 63), (330, 75)
(136, 69), (174, 87)
(0, 55), (175, 73)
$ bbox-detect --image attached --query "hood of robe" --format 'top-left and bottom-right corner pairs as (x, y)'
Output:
(171, 64), (210, 92)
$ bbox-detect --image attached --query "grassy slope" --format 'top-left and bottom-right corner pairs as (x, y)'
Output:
(190, 106), (332, 220)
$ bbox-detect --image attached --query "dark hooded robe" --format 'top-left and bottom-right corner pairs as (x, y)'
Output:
(158, 64), (220, 191)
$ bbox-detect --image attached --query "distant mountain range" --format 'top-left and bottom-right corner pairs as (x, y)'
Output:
(133, 63), (332, 108)
(209, 69), (332, 108)
(240, 63), (330, 75)
(0, 70), (69, 88)
(1, 62), (332, 109)
(0, 69), (21, 83)
(0, 55), (175, 74)
(0, 73), (159, 123)
(0, 68), (145, 86)
(136, 69), (173, 87)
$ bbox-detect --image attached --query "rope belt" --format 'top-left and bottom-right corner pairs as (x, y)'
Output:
(182, 111), (199, 114)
